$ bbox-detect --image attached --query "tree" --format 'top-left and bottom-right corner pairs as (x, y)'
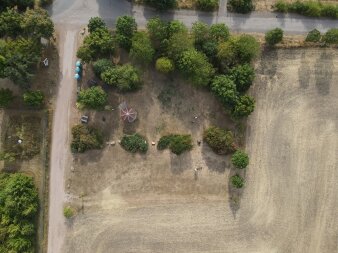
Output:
(231, 95), (255, 118)
(178, 49), (215, 86)
(101, 64), (141, 92)
(305, 29), (321, 42)
(228, 0), (254, 13)
(0, 0), (34, 11)
(157, 134), (193, 155)
(21, 8), (54, 39)
(144, 0), (177, 10)
(209, 23), (230, 42)
(192, 21), (210, 48)
(203, 126), (236, 154)
(167, 20), (188, 37)
(120, 133), (148, 153)
(211, 75), (238, 107)
(77, 86), (107, 109)
(88, 17), (106, 33)
(156, 57), (174, 73)
(146, 17), (169, 50)
(71, 124), (103, 153)
(167, 31), (193, 61)
(130, 32), (155, 65)
(0, 88), (14, 107)
(0, 8), (23, 37)
(231, 174), (244, 188)
(231, 150), (249, 169)
(228, 64), (255, 92)
(93, 58), (114, 77)
(23, 90), (44, 107)
(322, 28), (338, 44)
(116, 15), (137, 50)
(265, 28), (284, 46)
(196, 0), (219, 11)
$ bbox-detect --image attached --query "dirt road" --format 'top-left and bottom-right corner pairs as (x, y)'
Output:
(47, 29), (77, 253)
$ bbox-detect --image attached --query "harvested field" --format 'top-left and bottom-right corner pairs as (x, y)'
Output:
(63, 48), (338, 253)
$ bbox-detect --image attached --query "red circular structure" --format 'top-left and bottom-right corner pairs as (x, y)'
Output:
(119, 102), (137, 123)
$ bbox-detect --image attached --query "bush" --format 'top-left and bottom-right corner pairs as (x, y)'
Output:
(196, 0), (219, 11)
(63, 206), (75, 218)
(203, 126), (236, 154)
(158, 134), (193, 155)
(231, 95), (255, 118)
(120, 133), (148, 153)
(93, 58), (114, 77)
(71, 124), (103, 153)
(101, 64), (141, 92)
(321, 5), (338, 18)
(322, 28), (338, 44)
(231, 174), (244, 188)
(116, 15), (137, 50)
(305, 29), (321, 42)
(144, 0), (177, 10)
(210, 23), (230, 42)
(265, 28), (284, 46)
(130, 32), (155, 65)
(231, 150), (249, 169)
(23, 90), (44, 107)
(88, 17), (106, 33)
(156, 57), (174, 73)
(228, 0), (254, 13)
(228, 64), (255, 92)
(146, 17), (169, 51)
(77, 86), (107, 109)
(211, 75), (238, 107)
(274, 0), (289, 12)
(0, 88), (14, 107)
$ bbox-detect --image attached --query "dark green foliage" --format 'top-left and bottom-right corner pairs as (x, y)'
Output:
(144, 0), (177, 10)
(71, 124), (103, 153)
(120, 133), (148, 153)
(305, 29), (321, 42)
(203, 126), (236, 154)
(0, 173), (38, 253)
(130, 32), (155, 65)
(209, 23), (230, 42)
(156, 57), (174, 73)
(228, 64), (255, 92)
(167, 20), (188, 36)
(192, 21), (210, 47)
(146, 17), (169, 51)
(274, 0), (338, 18)
(157, 134), (193, 155)
(228, 0), (254, 13)
(322, 28), (338, 44)
(101, 64), (141, 92)
(265, 28), (284, 46)
(0, 0), (34, 11)
(77, 86), (107, 109)
(88, 17), (107, 33)
(92, 58), (114, 77)
(116, 15), (137, 50)
(167, 31), (193, 61)
(231, 95), (255, 118)
(0, 88), (14, 107)
(21, 8), (54, 39)
(196, 0), (219, 11)
(211, 75), (238, 107)
(23, 90), (44, 107)
(231, 150), (249, 169)
(178, 49), (215, 86)
(231, 174), (244, 188)
(0, 8), (23, 38)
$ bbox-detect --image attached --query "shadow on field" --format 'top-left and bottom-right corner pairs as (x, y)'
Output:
(228, 167), (246, 218)
(170, 152), (192, 174)
(201, 143), (228, 173)
(314, 50), (333, 96)
(298, 51), (311, 89)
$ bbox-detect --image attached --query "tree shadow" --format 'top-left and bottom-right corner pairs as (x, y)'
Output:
(298, 51), (311, 89)
(228, 167), (246, 218)
(201, 143), (228, 173)
(170, 151), (192, 174)
(314, 50), (333, 96)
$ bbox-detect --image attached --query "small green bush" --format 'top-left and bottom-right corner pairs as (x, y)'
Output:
(158, 134), (193, 155)
(93, 59), (113, 77)
(0, 88), (14, 107)
(231, 174), (244, 188)
(203, 126), (236, 154)
(322, 28), (338, 44)
(196, 0), (219, 11)
(156, 57), (174, 73)
(71, 124), (103, 153)
(63, 206), (74, 218)
(305, 29), (321, 42)
(231, 150), (249, 169)
(23, 90), (44, 107)
(228, 0), (254, 13)
(121, 133), (148, 153)
(265, 28), (283, 46)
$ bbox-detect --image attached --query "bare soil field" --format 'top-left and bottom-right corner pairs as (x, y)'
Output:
(254, 0), (338, 11)
(63, 48), (338, 253)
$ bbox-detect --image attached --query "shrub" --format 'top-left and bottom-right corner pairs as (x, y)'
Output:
(146, 17), (169, 51)
(88, 17), (106, 33)
(23, 90), (44, 107)
(305, 29), (321, 42)
(192, 21), (210, 47)
(228, 64), (255, 92)
(156, 57), (174, 73)
(130, 32), (155, 65)
(120, 133), (148, 153)
(231, 150), (249, 169)
(101, 64), (141, 92)
(196, 0), (219, 11)
(77, 86), (107, 109)
(144, 0), (177, 10)
(116, 15), (137, 50)
(71, 124), (103, 153)
(93, 58), (114, 77)
(158, 134), (193, 155)
(322, 28), (338, 44)
(320, 5), (338, 18)
(0, 88), (14, 107)
(231, 174), (244, 188)
(63, 206), (75, 218)
(231, 95), (255, 118)
(203, 126), (236, 154)
(228, 0), (254, 13)
(265, 28), (284, 46)
(210, 23), (230, 42)
(167, 31), (193, 61)
(274, 0), (289, 12)
(211, 75), (238, 107)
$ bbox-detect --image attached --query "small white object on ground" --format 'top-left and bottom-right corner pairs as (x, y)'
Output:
(151, 141), (156, 146)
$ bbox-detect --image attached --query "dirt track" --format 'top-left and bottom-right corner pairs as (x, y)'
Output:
(62, 48), (338, 253)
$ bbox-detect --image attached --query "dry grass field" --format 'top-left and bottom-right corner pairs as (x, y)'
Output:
(62, 48), (338, 253)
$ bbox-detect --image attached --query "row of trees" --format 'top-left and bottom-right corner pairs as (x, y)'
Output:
(143, 0), (219, 11)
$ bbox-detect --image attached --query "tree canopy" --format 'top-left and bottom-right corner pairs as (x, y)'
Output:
(77, 86), (107, 109)
(130, 32), (155, 65)
(116, 15), (137, 50)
